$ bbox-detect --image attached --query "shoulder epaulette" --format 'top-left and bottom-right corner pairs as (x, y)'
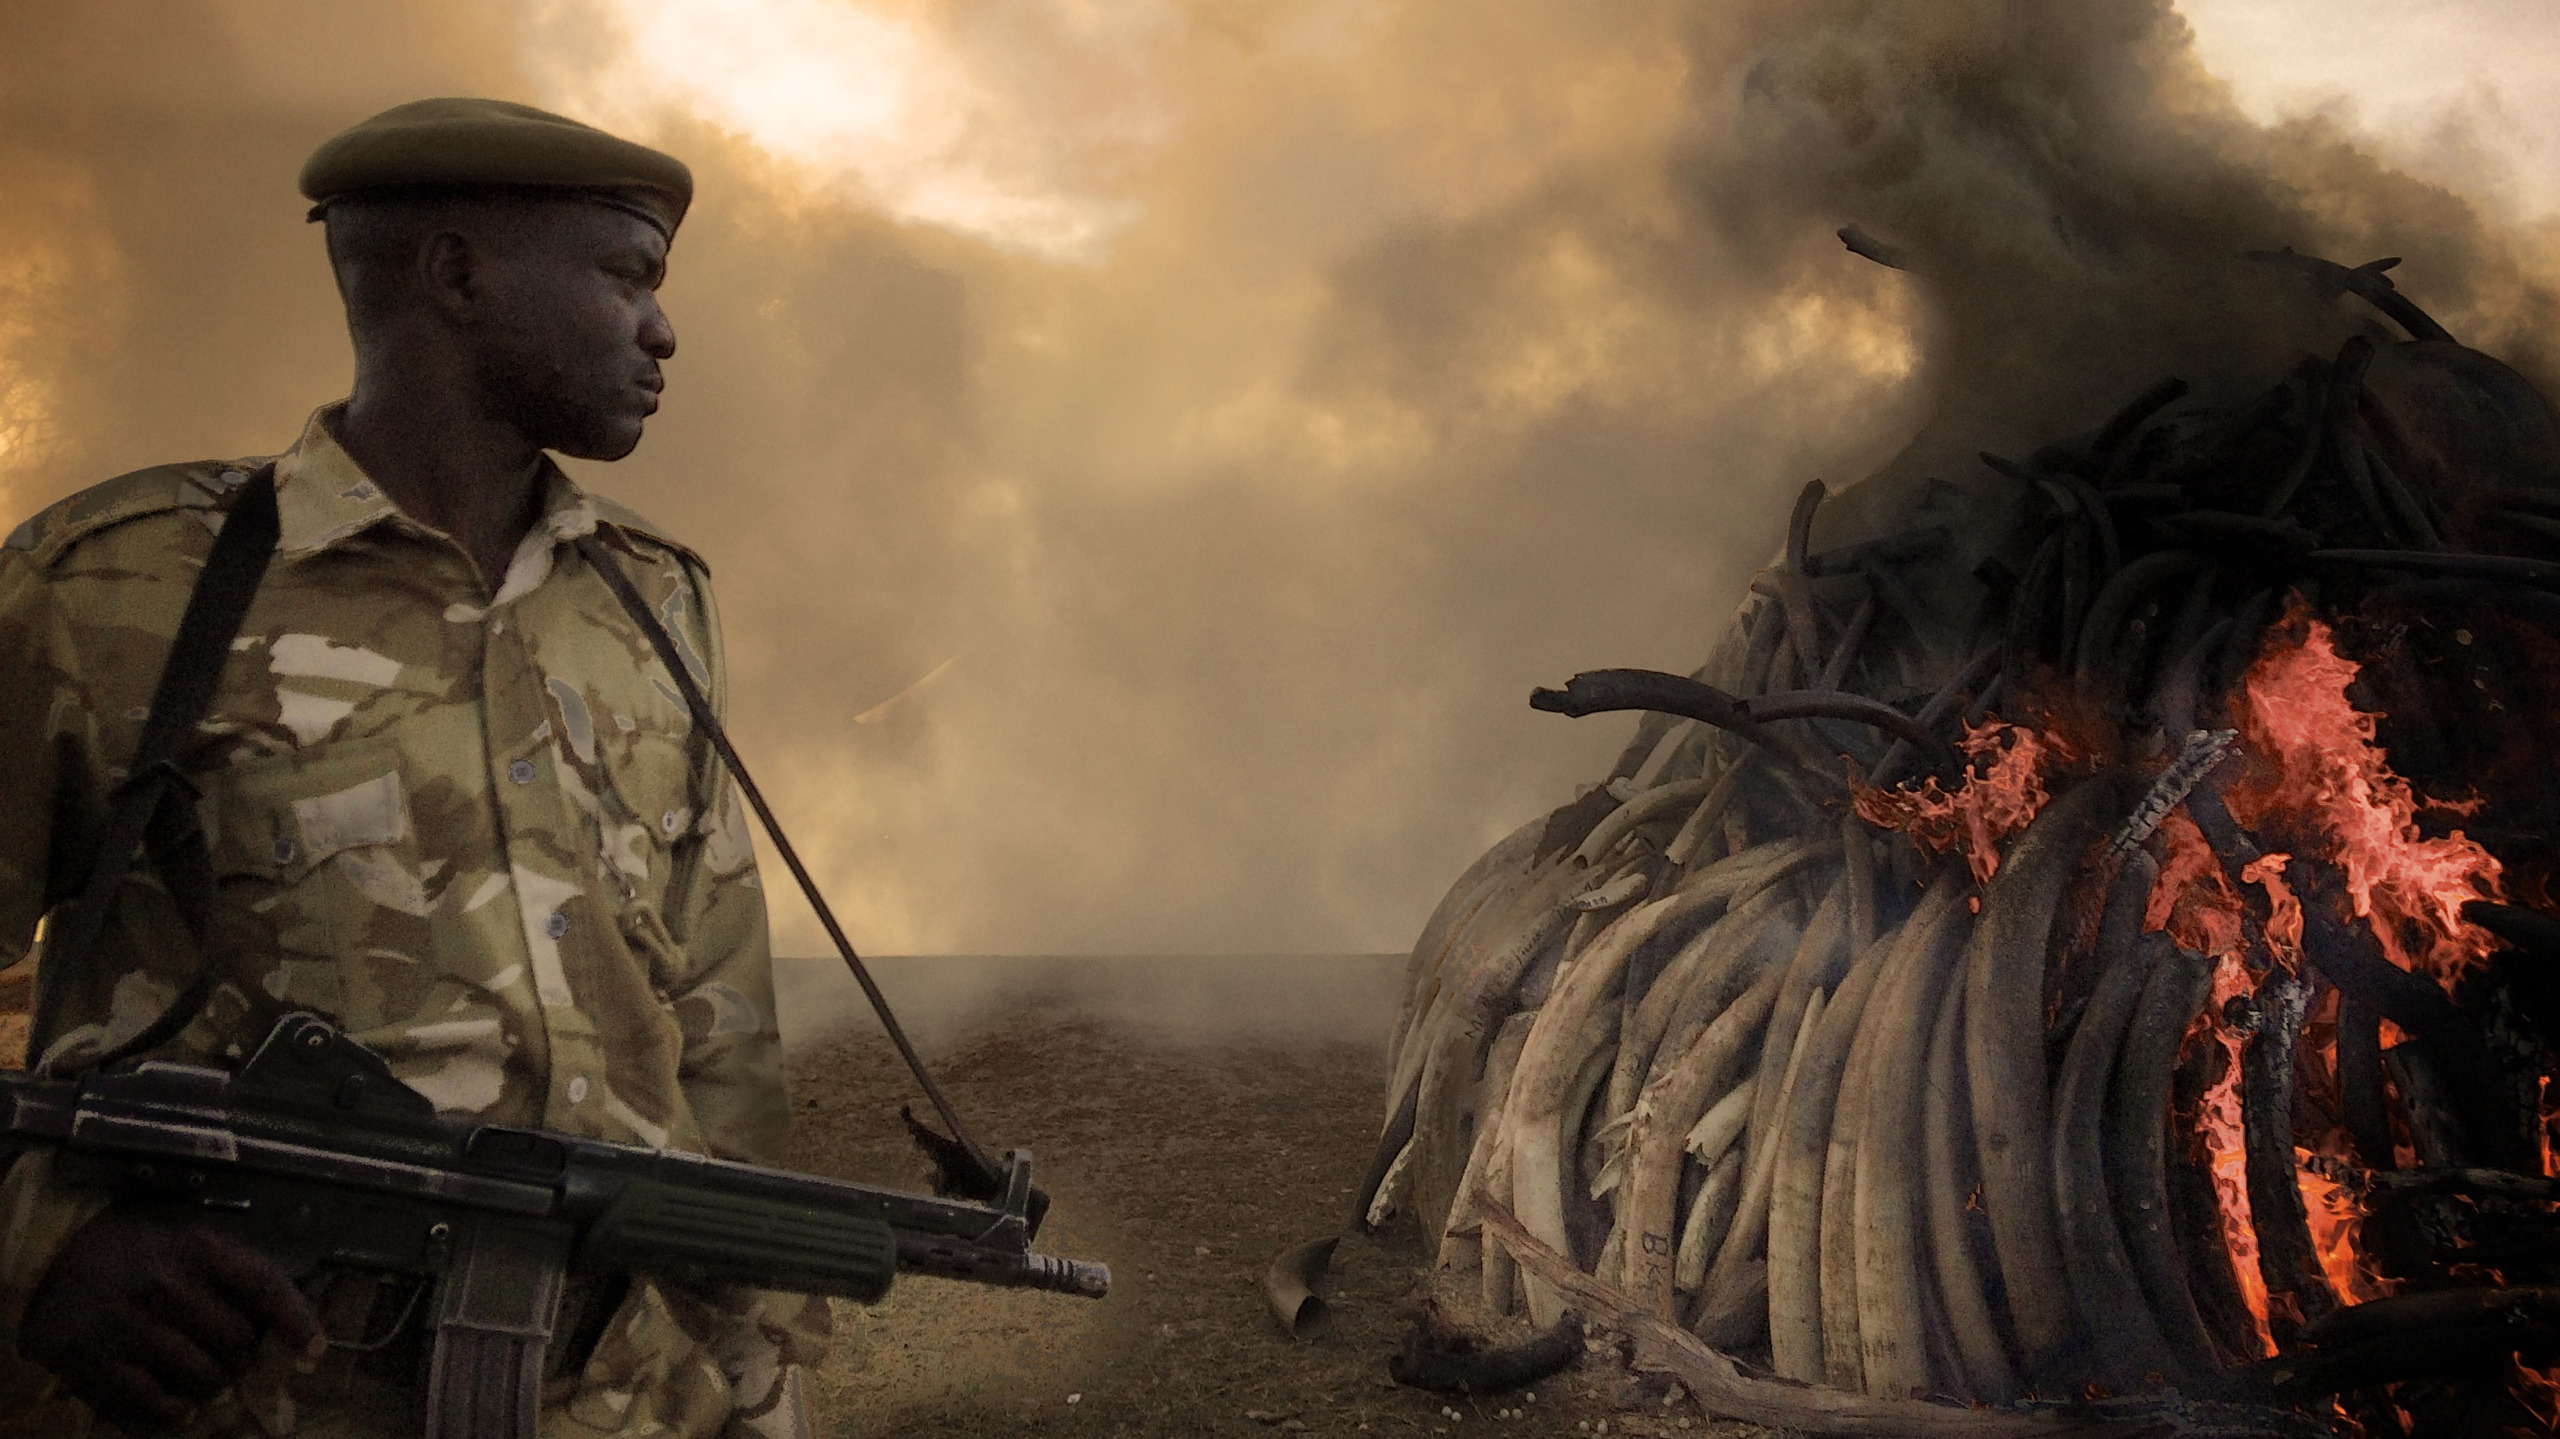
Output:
(589, 493), (711, 576)
(5, 460), (272, 568)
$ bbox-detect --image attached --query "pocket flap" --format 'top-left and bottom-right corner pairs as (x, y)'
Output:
(206, 737), (410, 879)
(294, 771), (410, 860)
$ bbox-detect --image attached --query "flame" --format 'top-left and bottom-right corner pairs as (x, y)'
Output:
(2222, 608), (2505, 991)
(2185, 952), (2276, 1357)
(2295, 1146), (2396, 1305)
(1850, 717), (2065, 882)
(2509, 1357), (2560, 1436)
(2148, 809), (2244, 957)
(2238, 851), (2304, 972)
(2545, 1073), (2558, 1180)
(2136, 603), (2515, 1329)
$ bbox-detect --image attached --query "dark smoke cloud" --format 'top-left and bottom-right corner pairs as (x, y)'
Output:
(1, 1), (2551, 959)
(1666, 1), (2560, 551)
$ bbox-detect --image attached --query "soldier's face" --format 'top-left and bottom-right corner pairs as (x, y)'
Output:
(467, 202), (676, 462)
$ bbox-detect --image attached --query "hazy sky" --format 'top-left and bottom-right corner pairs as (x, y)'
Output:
(2185, 0), (2560, 218)
(1, 2), (2552, 957)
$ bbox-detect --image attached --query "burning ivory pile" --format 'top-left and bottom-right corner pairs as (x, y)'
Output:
(1364, 253), (2560, 1432)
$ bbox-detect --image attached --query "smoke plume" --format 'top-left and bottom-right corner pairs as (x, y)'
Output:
(1, 1), (2552, 957)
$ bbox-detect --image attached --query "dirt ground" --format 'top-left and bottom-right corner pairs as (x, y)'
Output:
(781, 966), (1774, 1439)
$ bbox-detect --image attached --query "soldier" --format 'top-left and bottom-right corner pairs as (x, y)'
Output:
(0, 100), (828, 1436)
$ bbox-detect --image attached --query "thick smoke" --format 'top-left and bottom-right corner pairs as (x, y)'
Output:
(0, 1), (2551, 959)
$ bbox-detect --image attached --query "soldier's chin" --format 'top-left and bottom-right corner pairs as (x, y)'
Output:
(551, 416), (647, 463)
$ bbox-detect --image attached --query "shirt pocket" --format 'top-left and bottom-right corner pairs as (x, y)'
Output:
(206, 736), (432, 981)
(594, 727), (698, 873)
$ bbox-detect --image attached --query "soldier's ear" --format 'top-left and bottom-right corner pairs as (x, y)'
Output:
(417, 226), (489, 322)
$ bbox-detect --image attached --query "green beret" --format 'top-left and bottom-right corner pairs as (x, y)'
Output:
(299, 97), (692, 234)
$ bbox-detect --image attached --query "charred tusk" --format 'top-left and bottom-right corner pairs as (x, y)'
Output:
(2072, 548), (2202, 690)
(1504, 894), (1671, 1327)
(1963, 776), (2130, 1386)
(1641, 892), (1805, 1110)
(2238, 970), (2335, 1342)
(1766, 891), (1896, 1383)
(1575, 777), (1714, 870)
(1408, 858), (1613, 1243)
(1665, 756), (1754, 868)
(1563, 1035), (1624, 1269)
(1677, 1146), (1747, 1296)
(1479, 1196), (2148, 1436)
(1815, 583), (1879, 693)
(1607, 852), (1812, 1122)
(1263, 1235), (1339, 1340)
(1389, 1305), (1584, 1397)
(1694, 980), (1823, 1350)
(1871, 640), (2002, 789)
(1439, 1009), (1539, 1269)
(1700, 879), (1866, 1330)
(1685, 1081), (1755, 1171)
(1617, 960), (1789, 1318)
(2052, 917), (2180, 1393)
(1366, 1138), (1413, 1231)
(1394, 816), (1546, 1079)
(1386, 853), (1554, 1158)
(1571, 865), (1654, 913)
(1922, 947), (2019, 1404)
(1746, 691), (1965, 776)
(1530, 669), (1841, 795)
(2111, 730), (2237, 857)
(1823, 869), (1958, 1393)
(1818, 995), (1882, 1392)
(1853, 871), (1974, 1400)
(1356, 1080), (1420, 1231)
(2105, 939), (2223, 1383)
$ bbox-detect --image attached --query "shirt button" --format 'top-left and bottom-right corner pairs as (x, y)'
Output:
(489, 618), (505, 636)
(567, 1076), (589, 1103)
(661, 809), (683, 835)
(544, 911), (570, 940)
(272, 837), (298, 865)
(509, 758), (537, 785)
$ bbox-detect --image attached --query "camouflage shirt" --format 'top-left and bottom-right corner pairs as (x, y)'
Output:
(0, 405), (828, 1438)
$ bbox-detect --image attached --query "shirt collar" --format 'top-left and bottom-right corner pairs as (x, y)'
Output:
(272, 402), (601, 561)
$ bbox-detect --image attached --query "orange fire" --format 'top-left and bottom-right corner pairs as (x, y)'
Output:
(2297, 1143), (2397, 1306)
(2508, 1357), (2560, 1437)
(2239, 852), (2305, 972)
(2185, 951), (2275, 1358)
(2139, 602), (2510, 1329)
(2221, 607), (2505, 991)
(2150, 809), (2244, 957)
(1850, 717), (2066, 882)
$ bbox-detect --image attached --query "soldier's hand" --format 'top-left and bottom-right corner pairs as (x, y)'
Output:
(21, 1199), (326, 1434)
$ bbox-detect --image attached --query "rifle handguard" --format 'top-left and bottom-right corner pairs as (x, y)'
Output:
(580, 1180), (899, 1303)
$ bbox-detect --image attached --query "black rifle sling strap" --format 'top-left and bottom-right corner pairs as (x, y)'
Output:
(32, 467), (281, 1075)
(573, 535), (1002, 1185)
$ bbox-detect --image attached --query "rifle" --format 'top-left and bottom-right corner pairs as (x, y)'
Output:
(0, 1011), (1108, 1437)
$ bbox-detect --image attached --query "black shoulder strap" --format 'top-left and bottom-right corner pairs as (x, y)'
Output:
(32, 468), (280, 1075)
(572, 533), (1003, 1190)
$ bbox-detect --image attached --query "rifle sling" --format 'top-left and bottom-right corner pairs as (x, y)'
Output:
(33, 467), (280, 1075)
(26, 487), (996, 1189)
(572, 535), (1000, 1185)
